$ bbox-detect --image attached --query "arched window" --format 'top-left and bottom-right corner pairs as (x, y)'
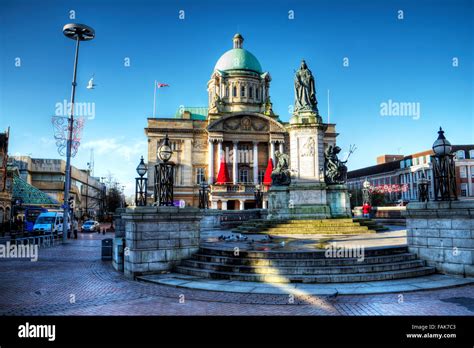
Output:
(225, 86), (229, 97)
(241, 85), (245, 97)
(249, 86), (253, 99)
(255, 87), (259, 100)
(233, 86), (237, 97)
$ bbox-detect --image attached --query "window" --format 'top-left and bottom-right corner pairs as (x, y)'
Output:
(249, 86), (253, 98)
(461, 183), (468, 197)
(195, 167), (205, 184)
(233, 86), (237, 97)
(469, 150), (474, 159)
(258, 170), (265, 184)
(456, 150), (465, 159)
(225, 86), (229, 97)
(471, 166), (474, 178)
(241, 85), (245, 97)
(239, 169), (249, 183)
(255, 87), (259, 100)
(460, 166), (467, 178)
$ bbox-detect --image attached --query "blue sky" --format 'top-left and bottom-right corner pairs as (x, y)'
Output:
(1, 0), (473, 196)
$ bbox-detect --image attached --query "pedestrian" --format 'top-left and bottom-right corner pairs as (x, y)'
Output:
(73, 218), (78, 239)
(362, 202), (372, 218)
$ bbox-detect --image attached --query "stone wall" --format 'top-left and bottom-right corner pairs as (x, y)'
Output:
(122, 206), (202, 279)
(405, 201), (474, 277)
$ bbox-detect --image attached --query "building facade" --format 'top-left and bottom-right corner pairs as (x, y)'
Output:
(12, 156), (106, 218)
(145, 34), (338, 210)
(0, 128), (12, 225)
(347, 145), (474, 203)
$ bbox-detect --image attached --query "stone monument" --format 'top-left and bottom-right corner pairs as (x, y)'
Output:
(268, 60), (351, 219)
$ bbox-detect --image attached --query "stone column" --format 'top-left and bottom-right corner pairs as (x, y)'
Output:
(217, 140), (223, 164)
(208, 139), (214, 184)
(239, 199), (245, 210)
(253, 141), (259, 184)
(262, 200), (267, 209)
(279, 142), (284, 154)
(233, 141), (238, 184)
(270, 140), (275, 165)
(221, 200), (228, 210)
(467, 165), (473, 196)
(211, 200), (218, 209)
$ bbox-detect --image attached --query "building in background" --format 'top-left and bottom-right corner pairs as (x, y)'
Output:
(145, 34), (338, 209)
(0, 128), (12, 225)
(12, 156), (106, 219)
(347, 145), (474, 204)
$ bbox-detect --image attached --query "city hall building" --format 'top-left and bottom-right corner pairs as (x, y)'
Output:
(145, 34), (337, 209)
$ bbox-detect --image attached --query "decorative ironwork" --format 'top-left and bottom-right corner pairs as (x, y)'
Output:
(135, 156), (148, 206)
(51, 116), (85, 157)
(431, 128), (457, 201)
(417, 172), (430, 202)
(154, 134), (174, 206)
(198, 180), (209, 209)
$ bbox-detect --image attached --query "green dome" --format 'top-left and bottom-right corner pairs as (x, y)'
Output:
(214, 48), (262, 73)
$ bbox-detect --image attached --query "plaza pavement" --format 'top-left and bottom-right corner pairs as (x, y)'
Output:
(0, 231), (473, 316)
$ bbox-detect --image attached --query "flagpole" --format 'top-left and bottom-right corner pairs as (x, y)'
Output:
(153, 80), (157, 118)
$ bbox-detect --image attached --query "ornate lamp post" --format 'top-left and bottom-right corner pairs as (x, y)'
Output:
(254, 184), (263, 208)
(431, 127), (457, 201)
(417, 171), (430, 202)
(135, 156), (148, 206)
(154, 134), (175, 206)
(198, 178), (209, 209)
(61, 23), (95, 242)
(362, 178), (372, 205)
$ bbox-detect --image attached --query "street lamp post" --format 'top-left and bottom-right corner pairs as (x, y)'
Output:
(254, 184), (263, 209)
(61, 23), (95, 242)
(431, 127), (457, 201)
(135, 156), (148, 206)
(198, 179), (209, 209)
(154, 134), (175, 206)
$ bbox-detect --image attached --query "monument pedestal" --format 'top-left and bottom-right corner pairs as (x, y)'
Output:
(121, 206), (202, 279)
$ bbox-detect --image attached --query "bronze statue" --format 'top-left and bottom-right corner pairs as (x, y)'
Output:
(324, 145), (348, 184)
(294, 60), (319, 114)
(271, 150), (291, 186)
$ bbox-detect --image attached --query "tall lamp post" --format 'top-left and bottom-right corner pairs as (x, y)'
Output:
(61, 23), (95, 242)
(154, 134), (175, 206)
(362, 178), (372, 205)
(254, 184), (263, 209)
(135, 156), (148, 206)
(198, 178), (209, 209)
(431, 127), (457, 201)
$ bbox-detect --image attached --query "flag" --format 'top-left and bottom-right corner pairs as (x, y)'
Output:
(263, 158), (273, 186)
(215, 157), (231, 185)
(156, 82), (169, 88)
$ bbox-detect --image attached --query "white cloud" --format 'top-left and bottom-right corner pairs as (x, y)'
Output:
(82, 138), (146, 161)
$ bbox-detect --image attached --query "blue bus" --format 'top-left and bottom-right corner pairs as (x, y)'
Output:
(24, 207), (48, 232)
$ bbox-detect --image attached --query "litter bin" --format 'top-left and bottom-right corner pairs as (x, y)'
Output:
(101, 238), (113, 260)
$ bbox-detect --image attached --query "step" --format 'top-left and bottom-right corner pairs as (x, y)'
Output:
(192, 252), (418, 267)
(175, 265), (436, 283)
(180, 259), (426, 275)
(198, 245), (409, 259)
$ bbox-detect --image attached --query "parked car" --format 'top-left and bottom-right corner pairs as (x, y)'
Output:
(33, 212), (69, 235)
(81, 220), (100, 232)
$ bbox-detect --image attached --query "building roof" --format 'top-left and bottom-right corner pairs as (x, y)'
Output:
(174, 107), (208, 120)
(347, 160), (402, 179)
(214, 48), (262, 73)
(12, 174), (59, 206)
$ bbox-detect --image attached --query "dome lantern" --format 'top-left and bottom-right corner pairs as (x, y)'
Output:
(233, 33), (244, 49)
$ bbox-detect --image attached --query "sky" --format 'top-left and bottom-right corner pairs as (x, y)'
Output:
(0, 0), (473, 196)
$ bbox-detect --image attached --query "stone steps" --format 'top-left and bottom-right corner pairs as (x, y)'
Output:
(180, 259), (425, 275)
(232, 218), (387, 235)
(192, 252), (418, 267)
(175, 265), (435, 283)
(174, 246), (436, 283)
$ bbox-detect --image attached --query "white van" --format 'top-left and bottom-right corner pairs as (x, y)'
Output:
(33, 212), (70, 235)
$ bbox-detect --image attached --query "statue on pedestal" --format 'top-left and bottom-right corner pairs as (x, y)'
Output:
(271, 150), (291, 186)
(294, 60), (319, 115)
